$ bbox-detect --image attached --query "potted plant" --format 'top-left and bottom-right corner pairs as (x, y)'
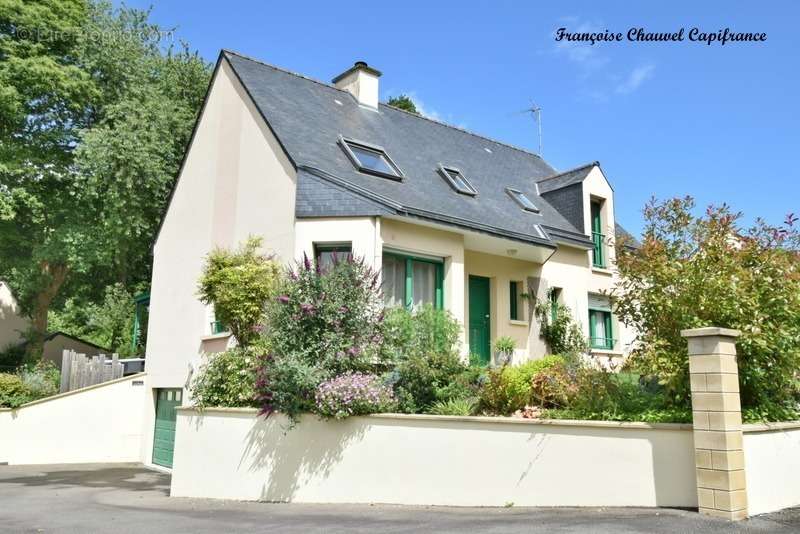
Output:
(493, 336), (516, 367)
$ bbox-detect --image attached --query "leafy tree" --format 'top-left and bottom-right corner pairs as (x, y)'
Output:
(0, 0), (210, 361)
(197, 237), (281, 347)
(48, 282), (140, 355)
(614, 197), (800, 420)
(387, 94), (419, 114)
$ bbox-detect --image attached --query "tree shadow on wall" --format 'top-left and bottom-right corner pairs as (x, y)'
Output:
(241, 414), (366, 502)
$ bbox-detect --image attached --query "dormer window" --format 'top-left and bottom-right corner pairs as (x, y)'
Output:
(506, 188), (540, 213)
(439, 165), (477, 196)
(340, 136), (403, 180)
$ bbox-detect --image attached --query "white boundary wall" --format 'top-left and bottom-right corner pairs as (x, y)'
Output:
(171, 408), (696, 507)
(744, 423), (800, 516)
(0, 374), (146, 465)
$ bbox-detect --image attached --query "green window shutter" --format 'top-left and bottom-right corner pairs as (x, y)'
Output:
(509, 281), (518, 320)
(435, 263), (444, 310)
(604, 311), (613, 349)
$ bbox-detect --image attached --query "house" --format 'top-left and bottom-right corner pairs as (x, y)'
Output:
(0, 281), (108, 370)
(141, 50), (637, 468)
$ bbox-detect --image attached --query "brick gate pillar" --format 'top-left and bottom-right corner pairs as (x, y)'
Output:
(681, 327), (747, 520)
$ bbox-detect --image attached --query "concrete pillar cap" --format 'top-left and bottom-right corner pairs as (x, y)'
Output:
(681, 327), (741, 338)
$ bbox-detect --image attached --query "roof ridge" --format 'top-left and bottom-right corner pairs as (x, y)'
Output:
(536, 161), (599, 184)
(379, 102), (550, 163)
(223, 49), (553, 166)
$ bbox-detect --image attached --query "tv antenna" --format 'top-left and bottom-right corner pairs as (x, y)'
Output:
(511, 101), (543, 156)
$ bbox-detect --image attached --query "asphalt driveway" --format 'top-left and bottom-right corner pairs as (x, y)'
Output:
(0, 464), (798, 533)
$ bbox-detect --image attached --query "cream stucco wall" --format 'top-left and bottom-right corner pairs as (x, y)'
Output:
(143, 58), (297, 463)
(295, 217), (382, 270)
(464, 250), (539, 361)
(171, 409), (697, 507)
(146, 58), (296, 391)
(0, 282), (28, 350)
(0, 374), (146, 465)
(744, 425), (800, 516)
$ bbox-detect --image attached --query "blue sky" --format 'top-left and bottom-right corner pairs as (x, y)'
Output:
(118, 1), (799, 235)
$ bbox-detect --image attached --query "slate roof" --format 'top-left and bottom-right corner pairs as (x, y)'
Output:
(536, 162), (599, 194)
(223, 50), (594, 249)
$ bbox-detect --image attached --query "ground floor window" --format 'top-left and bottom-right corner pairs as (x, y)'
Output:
(314, 242), (352, 269)
(382, 251), (444, 310)
(588, 294), (614, 350)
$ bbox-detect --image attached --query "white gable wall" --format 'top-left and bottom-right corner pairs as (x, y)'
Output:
(142, 59), (297, 463)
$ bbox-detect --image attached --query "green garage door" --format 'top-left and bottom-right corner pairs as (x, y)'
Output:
(152, 388), (182, 468)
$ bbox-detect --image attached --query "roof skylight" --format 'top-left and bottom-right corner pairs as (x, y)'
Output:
(439, 165), (477, 196)
(340, 137), (403, 180)
(506, 188), (540, 213)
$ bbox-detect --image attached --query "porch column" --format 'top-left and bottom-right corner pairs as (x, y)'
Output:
(681, 327), (747, 520)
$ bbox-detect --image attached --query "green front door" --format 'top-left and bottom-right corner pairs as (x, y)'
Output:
(469, 275), (491, 365)
(152, 388), (182, 468)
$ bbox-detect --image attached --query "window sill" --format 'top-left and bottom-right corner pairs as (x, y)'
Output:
(200, 332), (232, 342)
(589, 348), (624, 356)
(591, 267), (614, 276)
(509, 320), (529, 327)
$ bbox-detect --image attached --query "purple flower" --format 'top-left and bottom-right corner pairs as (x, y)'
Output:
(276, 295), (290, 304)
(300, 303), (316, 314)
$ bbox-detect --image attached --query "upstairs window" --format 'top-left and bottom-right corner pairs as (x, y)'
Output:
(340, 137), (403, 180)
(591, 200), (605, 268)
(439, 165), (477, 196)
(506, 188), (540, 213)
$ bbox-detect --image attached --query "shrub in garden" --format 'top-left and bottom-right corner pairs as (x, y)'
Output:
(315, 372), (395, 419)
(17, 361), (59, 399)
(255, 255), (385, 422)
(380, 305), (477, 413)
(0, 373), (32, 408)
(478, 356), (565, 415)
(381, 305), (461, 362)
(428, 397), (478, 416)
(544, 364), (691, 423)
(615, 197), (800, 419)
(197, 237), (280, 346)
(190, 347), (259, 408)
(534, 290), (587, 356)
(389, 351), (481, 413)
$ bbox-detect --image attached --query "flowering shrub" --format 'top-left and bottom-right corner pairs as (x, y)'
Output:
(191, 347), (259, 408)
(315, 372), (395, 419)
(256, 254), (385, 422)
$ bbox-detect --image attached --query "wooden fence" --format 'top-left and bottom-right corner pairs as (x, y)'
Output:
(59, 350), (125, 393)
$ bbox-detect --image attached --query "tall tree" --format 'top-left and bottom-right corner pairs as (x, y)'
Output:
(0, 0), (210, 361)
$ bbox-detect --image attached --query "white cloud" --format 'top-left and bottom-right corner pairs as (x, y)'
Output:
(552, 18), (610, 73)
(615, 64), (656, 94)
